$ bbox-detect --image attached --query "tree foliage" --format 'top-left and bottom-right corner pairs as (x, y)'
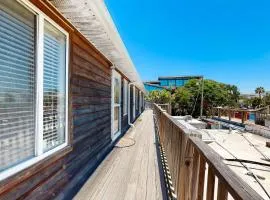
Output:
(255, 87), (265, 99)
(146, 79), (240, 117)
(240, 91), (270, 109)
(146, 90), (172, 104)
(182, 79), (240, 116)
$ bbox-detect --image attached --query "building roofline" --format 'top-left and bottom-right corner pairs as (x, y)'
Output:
(50, 0), (145, 92)
(143, 83), (171, 91)
(158, 75), (203, 80)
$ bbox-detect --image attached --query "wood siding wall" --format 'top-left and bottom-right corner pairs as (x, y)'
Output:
(0, 2), (113, 198)
(0, 1), (146, 199)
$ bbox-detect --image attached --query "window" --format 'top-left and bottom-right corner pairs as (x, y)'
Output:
(136, 89), (139, 110)
(160, 80), (168, 86)
(139, 92), (142, 113)
(176, 79), (184, 87)
(112, 70), (121, 140)
(43, 20), (67, 152)
(123, 79), (128, 115)
(168, 80), (176, 87)
(0, 1), (68, 180)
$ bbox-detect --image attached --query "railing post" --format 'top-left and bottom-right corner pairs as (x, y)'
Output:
(218, 108), (221, 118)
(241, 111), (245, 124)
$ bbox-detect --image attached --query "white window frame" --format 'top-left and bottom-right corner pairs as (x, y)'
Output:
(0, 0), (69, 181)
(111, 69), (122, 141)
(123, 79), (128, 116)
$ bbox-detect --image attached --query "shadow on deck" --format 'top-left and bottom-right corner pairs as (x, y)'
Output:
(74, 110), (167, 200)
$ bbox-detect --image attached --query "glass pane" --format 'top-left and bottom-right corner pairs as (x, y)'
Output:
(0, 1), (36, 171)
(114, 106), (119, 134)
(136, 90), (139, 109)
(160, 80), (168, 86)
(176, 80), (184, 87)
(123, 80), (128, 114)
(168, 80), (175, 87)
(43, 20), (66, 152)
(114, 77), (120, 104)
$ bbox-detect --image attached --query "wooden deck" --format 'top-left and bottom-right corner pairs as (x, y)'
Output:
(74, 110), (165, 200)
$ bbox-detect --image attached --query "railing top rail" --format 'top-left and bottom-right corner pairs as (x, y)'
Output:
(190, 137), (264, 200)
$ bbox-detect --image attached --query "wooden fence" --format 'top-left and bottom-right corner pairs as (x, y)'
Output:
(212, 106), (270, 124)
(153, 104), (263, 200)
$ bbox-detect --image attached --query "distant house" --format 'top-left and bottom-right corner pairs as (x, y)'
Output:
(240, 93), (260, 99)
(0, 0), (145, 199)
(144, 75), (202, 92)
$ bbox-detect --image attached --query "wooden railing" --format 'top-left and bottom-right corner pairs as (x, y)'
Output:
(157, 103), (172, 115)
(153, 104), (263, 200)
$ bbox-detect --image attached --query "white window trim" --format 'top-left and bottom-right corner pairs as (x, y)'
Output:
(0, 0), (69, 181)
(111, 68), (122, 141)
(123, 79), (128, 116)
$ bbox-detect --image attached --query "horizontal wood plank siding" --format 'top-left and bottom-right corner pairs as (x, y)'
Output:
(0, 1), (114, 198)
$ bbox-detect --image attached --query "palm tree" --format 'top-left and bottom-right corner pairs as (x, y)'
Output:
(255, 87), (265, 99)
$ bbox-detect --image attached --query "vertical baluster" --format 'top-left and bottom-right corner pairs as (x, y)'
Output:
(197, 155), (206, 200)
(206, 168), (215, 200)
(217, 180), (228, 200)
(191, 149), (200, 200)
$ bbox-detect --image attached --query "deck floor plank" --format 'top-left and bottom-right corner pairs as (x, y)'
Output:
(74, 110), (163, 200)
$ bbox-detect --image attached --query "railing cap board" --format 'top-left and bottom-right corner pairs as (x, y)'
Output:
(190, 137), (264, 200)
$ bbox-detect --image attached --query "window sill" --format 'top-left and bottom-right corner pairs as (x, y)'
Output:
(0, 145), (72, 195)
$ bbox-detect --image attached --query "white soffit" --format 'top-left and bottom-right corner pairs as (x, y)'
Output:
(49, 0), (145, 92)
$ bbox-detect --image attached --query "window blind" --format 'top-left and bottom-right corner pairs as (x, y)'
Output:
(43, 20), (66, 152)
(0, 1), (36, 171)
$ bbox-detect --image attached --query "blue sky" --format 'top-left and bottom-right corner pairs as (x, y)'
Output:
(105, 0), (270, 93)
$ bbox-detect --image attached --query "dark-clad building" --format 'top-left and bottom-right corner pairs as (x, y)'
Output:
(144, 75), (202, 92)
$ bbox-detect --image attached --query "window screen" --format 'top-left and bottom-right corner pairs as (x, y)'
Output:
(0, 1), (36, 171)
(43, 20), (66, 152)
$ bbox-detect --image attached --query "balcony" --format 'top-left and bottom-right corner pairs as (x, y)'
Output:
(74, 105), (263, 200)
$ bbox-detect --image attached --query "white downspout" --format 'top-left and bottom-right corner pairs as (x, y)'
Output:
(128, 82), (135, 128)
